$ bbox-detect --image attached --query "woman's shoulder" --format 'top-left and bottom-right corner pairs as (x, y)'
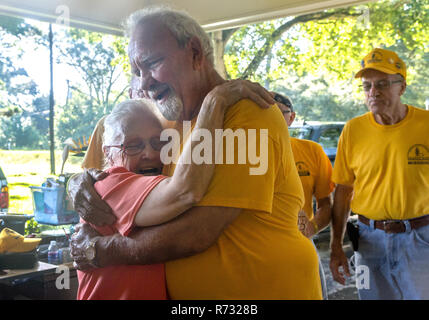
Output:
(95, 167), (167, 201)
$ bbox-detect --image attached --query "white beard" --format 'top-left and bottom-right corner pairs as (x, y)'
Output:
(156, 93), (183, 121)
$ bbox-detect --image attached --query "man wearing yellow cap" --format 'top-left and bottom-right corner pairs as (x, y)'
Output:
(329, 48), (429, 299)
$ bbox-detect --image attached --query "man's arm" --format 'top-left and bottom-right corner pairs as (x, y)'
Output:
(71, 206), (240, 269)
(313, 196), (332, 233)
(329, 184), (354, 285)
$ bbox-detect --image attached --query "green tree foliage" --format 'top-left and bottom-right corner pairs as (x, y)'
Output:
(0, 17), (129, 150)
(222, 0), (429, 120)
(0, 95), (50, 149)
(0, 15), (48, 149)
(55, 29), (129, 145)
(0, 15), (41, 114)
(55, 92), (106, 144)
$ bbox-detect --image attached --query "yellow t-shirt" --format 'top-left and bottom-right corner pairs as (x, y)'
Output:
(165, 99), (322, 299)
(81, 116), (106, 170)
(290, 138), (334, 219)
(332, 105), (429, 220)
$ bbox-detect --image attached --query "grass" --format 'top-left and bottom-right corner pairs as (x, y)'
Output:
(0, 150), (83, 215)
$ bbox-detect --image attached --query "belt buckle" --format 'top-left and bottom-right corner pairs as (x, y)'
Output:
(383, 220), (404, 233)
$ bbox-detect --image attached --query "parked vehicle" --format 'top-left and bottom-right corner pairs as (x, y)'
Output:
(0, 166), (9, 213)
(289, 121), (345, 166)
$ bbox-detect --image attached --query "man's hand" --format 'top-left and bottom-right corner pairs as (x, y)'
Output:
(329, 242), (351, 285)
(68, 169), (116, 226)
(330, 184), (353, 285)
(70, 223), (102, 270)
(298, 210), (308, 235)
(297, 210), (316, 238)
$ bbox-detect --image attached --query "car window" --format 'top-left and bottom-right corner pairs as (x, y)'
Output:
(289, 127), (312, 140)
(319, 127), (342, 149)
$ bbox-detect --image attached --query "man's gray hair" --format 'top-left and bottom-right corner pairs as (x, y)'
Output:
(124, 6), (214, 65)
(103, 99), (161, 167)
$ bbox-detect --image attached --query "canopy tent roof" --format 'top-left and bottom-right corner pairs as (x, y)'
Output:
(0, 0), (371, 34)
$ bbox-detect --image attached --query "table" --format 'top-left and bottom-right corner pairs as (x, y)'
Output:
(0, 261), (78, 299)
(0, 261), (57, 282)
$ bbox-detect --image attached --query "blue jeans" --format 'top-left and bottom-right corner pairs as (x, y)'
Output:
(355, 220), (429, 299)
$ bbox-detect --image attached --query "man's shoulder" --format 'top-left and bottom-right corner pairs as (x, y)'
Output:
(410, 105), (429, 118)
(342, 112), (371, 133)
(225, 99), (286, 133)
(291, 138), (327, 159)
(346, 112), (370, 125)
(291, 137), (320, 147)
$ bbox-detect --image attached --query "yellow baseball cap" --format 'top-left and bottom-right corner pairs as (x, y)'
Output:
(0, 228), (41, 254)
(355, 48), (406, 80)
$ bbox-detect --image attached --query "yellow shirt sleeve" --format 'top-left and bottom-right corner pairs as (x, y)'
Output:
(332, 121), (355, 186)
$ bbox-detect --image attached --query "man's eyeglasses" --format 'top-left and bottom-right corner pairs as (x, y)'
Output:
(106, 137), (168, 156)
(360, 79), (402, 92)
(274, 94), (293, 111)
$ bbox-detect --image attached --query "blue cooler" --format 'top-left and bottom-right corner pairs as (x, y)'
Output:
(30, 186), (79, 225)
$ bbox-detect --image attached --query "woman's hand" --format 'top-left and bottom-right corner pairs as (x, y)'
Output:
(207, 79), (275, 110)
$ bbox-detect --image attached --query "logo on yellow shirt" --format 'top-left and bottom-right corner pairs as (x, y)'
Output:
(296, 161), (310, 176)
(408, 144), (429, 165)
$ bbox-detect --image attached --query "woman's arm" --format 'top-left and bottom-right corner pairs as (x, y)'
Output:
(133, 80), (274, 226)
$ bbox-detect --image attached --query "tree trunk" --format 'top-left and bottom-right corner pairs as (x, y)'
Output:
(240, 9), (359, 79)
(211, 30), (227, 79)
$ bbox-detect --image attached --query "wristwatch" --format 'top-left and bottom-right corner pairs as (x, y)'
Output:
(84, 237), (99, 266)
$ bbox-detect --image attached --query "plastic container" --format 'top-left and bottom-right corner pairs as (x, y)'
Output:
(47, 240), (60, 265)
(30, 185), (79, 225)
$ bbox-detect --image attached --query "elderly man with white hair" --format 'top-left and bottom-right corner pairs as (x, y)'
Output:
(69, 6), (322, 299)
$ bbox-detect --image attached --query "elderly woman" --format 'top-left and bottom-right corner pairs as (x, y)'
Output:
(76, 81), (271, 300)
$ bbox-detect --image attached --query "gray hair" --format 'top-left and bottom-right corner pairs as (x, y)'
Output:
(124, 6), (214, 65)
(103, 99), (161, 167)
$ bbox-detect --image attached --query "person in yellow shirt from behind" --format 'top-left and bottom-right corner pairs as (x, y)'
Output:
(274, 92), (335, 299)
